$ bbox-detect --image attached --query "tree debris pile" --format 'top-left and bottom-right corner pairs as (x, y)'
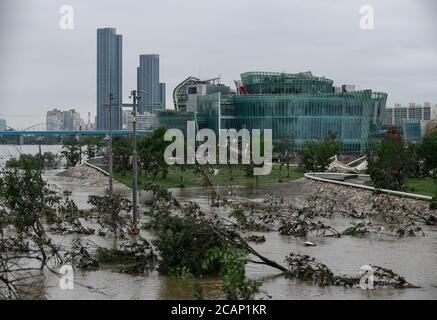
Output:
(95, 238), (157, 274)
(285, 253), (413, 289)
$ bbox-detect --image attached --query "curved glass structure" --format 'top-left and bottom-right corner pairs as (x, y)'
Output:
(231, 90), (387, 153)
(241, 71), (333, 94)
(160, 71), (388, 155)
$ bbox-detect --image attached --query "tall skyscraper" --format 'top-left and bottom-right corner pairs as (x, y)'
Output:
(97, 28), (122, 130)
(137, 54), (165, 114)
(159, 83), (166, 109)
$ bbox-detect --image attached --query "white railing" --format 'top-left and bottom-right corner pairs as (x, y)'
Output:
(83, 159), (109, 176)
(304, 172), (432, 201)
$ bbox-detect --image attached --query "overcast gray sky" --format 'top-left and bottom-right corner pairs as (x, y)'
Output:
(0, 0), (436, 128)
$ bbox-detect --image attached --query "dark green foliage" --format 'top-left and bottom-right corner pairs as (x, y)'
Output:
(61, 139), (82, 167)
(51, 190), (94, 235)
(95, 238), (157, 274)
(82, 137), (104, 159)
(298, 134), (342, 172)
(88, 190), (132, 235)
(285, 253), (336, 286)
(112, 136), (132, 174)
(202, 247), (264, 300)
(152, 214), (225, 274)
(5, 152), (59, 170)
(275, 136), (294, 178)
(0, 167), (66, 298)
(64, 239), (99, 269)
(0, 168), (60, 233)
(417, 129), (437, 173)
(367, 128), (409, 190)
(139, 125), (170, 181)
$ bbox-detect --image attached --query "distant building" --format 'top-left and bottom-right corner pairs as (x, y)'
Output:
(332, 86), (342, 93)
(170, 77), (230, 114)
(159, 83), (166, 109)
(84, 112), (95, 130)
(97, 27), (123, 130)
(383, 102), (432, 126)
(46, 109), (63, 131)
(342, 84), (356, 92)
(46, 109), (84, 131)
(0, 119), (6, 131)
(137, 54), (165, 114)
(122, 108), (133, 129)
(186, 78), (231, 112)
(127, 112), (158, 131)
(172, 76), (200, 112)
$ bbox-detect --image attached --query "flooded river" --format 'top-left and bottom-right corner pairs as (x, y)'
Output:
(1, 145), (437, 299)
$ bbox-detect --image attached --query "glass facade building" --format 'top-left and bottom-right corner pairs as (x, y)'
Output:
(160, 71), (387, 154)
(97, 28), (122, 130)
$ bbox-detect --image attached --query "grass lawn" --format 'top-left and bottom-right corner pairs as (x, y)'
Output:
(365, 178), (437, 198)
(113, 165), (304, 189)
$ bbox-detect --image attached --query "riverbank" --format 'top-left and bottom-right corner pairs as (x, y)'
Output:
(34, 164), (437, 299)
(365, 178), (437, 198)
(113, 165), (304, 189)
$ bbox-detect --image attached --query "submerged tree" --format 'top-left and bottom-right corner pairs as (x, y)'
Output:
(0, 167), (65, 298)
(61, 139), (82, 167)
(82, 136), (104, 160)
(88, 190), (133, 236)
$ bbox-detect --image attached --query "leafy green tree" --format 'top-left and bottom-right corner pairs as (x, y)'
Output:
(82, 137), (103, 160)
(298, 134), (342, 172)
(61, 139), (82, 167)
(139, 126), (170, 181)
(417, 128), (437, 174)
(202, 247), (264, 300)
(275, 136), (294, 179)
(88, 191), (133, 236)
(0, 167), (63, 269)
(112, 136), (132, 175)
(5, 152), (59, 171)
(367, 127), (409, 190)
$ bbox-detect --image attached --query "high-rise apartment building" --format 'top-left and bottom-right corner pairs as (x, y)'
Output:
(97, 27), (122, 130)
(46, 109), (84, 131)
(127, 112), (158, 131)
(137, 54), (165, 114)
(0, 119), (6, 131)
(46, 109), (63, 131)
(383, 102), (432, 126)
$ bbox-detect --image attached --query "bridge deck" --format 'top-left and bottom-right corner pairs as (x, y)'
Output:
(0, 130), (151, 136)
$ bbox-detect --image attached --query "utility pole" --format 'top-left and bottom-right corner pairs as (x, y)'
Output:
(130, 90), (140, 233)
(104, 94), (114, 194)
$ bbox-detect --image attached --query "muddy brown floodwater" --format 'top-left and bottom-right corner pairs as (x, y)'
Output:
(1, 145), (436, 299)
(40, 171), (437, 300)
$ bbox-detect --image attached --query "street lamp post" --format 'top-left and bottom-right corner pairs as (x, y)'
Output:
(104, 93), (114, 195)
(129, 90), (140, 234)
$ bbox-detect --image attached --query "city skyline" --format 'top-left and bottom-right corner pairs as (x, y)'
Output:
(1, 0), (437, 128)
